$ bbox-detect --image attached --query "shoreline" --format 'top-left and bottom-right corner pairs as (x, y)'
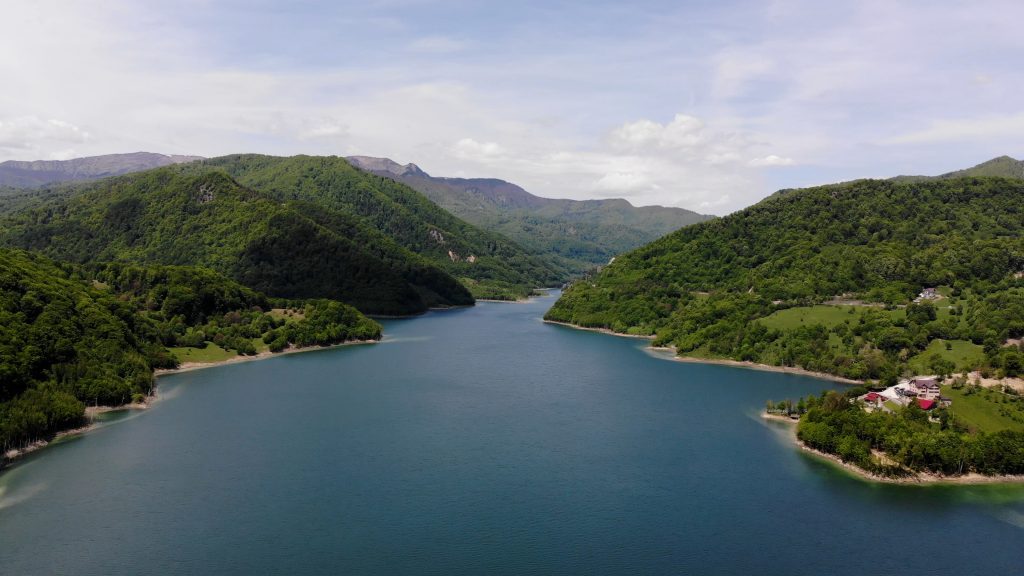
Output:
(543, 319), (862, 383)
(478, 289), (558, 305)
(661, 350), (863, 385)
(542, 319), (656, 340)
(156, 338), (378, 377)
(477, 298), (531, 304)
(761, 412), (1024, 485)
(2, 402), (152, 469)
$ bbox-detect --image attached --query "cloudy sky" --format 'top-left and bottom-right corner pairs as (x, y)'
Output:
(1, 0), (1021, 213)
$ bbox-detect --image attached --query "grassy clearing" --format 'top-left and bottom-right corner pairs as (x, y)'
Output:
(907, 339), (985, 374)
(168, 337), (269, 364)
(168, 343), (238, 363)
(759, 305), (898, 330)
(269, 307), (305, 321)
(942, 385), (1024, 433)
(252, 337), (270, 354)
(760, 303), (959, 332)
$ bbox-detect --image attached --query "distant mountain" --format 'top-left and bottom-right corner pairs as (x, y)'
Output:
(892, 155), (1024, 183)
(345, 156), (713, 274)
(0, 152), (203, 187)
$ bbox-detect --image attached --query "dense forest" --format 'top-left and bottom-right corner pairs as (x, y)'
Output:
(0, 249), (380, 463)
(547, 177), (1024, 382)
(0, 167), (474, 315)
(199, 154), (563, 299)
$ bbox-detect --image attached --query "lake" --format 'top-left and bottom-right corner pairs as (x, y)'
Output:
(1, 293), (1023, 575)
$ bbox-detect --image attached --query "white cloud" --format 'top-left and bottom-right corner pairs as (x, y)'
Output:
(748, 155), (795, 167)
(608, 114), (707, 152)
(0, 116), (90, 156)
(451, 138), (506, 161)
(1, 0), (1021, 214)
(594, 171), (657, 193)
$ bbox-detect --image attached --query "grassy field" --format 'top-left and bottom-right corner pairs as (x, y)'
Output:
(168, 343), (238, 363)
(907, 339), (985, 374)
(941, 385), (1024, 433)
(759, 303), (958, 331)
(759, 305), (892, 330)
(168, 337), (270, 364)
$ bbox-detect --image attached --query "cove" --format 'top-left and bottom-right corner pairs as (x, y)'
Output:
(1, 293), (1023, 575)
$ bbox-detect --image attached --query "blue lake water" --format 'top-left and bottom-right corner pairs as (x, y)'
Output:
(1, 293), (1023, 575)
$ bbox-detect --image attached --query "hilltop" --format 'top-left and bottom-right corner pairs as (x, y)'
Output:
(0, 166), (473, 315)
(892, 155), (1024, 183)
(547, 176), (1024, 382)
(346, 156), (712, 274)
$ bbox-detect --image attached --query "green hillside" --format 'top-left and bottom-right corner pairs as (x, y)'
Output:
(0, 249), (380, 461)
(0, 167), (472, 315)
(547, 177), (1024, 381)
(202, 155), (563, 299)
(346, 156), (712, 274)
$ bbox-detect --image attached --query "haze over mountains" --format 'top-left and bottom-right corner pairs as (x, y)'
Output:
(0, 152), (202, 188)
(346, 155), (712, 273)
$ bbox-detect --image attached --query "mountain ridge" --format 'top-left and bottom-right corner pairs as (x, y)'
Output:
(0, 165), (475, 315)
(0, 152), (203, 187)
(345, 155), (713, 273)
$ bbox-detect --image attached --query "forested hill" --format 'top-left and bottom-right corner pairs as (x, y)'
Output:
(0, 167), (473, 315)
(547, 177), (1024, 382)
(200, 155), (563, 299)
(0, 249), (381, 461)
(346, 155), (712, 274)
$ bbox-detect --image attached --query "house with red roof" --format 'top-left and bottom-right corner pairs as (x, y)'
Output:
(916, 398), (936, 411)
(861, 392), (884, 409)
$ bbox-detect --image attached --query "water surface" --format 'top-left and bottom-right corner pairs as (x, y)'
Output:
(2, 294), (1023, 575)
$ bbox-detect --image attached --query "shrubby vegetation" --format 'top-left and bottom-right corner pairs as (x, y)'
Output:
(0, 250), (380, 462)
(547, 177), (1024, 380)
(781, 389), (1024, 477)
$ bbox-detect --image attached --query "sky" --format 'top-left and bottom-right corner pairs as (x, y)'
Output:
(0, 0), (1021, 214)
